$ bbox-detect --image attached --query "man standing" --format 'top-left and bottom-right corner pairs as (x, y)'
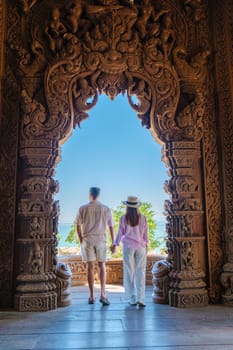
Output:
(75, 187), (114, 305)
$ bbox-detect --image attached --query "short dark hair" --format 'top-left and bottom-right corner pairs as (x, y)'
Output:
(90, 187), (100, 199)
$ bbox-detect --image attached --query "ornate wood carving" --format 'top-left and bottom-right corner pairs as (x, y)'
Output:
(192, 0), (224, 304)
(152, 260), (170, 304)
(0, 0), (5, 78)
(1, 0), (224, 310)
(163, 141), (208, 307)
(55, 262), (72, 307)
(0, 0), (21, 308)
(212, 0), (233, 305)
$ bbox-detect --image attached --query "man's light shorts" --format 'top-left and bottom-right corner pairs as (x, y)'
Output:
(81, 240), (107, 262)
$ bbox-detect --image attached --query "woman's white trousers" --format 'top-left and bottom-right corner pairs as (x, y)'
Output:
(123, 245), (147, 303)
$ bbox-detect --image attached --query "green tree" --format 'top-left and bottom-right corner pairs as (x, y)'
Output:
(65, 224), (79, 245)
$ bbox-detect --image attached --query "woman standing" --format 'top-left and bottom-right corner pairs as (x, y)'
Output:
(111, 196), (148, 307)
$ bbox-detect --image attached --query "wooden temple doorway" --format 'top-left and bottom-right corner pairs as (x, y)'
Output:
(0, 0), (226, 311)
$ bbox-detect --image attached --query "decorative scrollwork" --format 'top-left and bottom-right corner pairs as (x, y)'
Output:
(13, 1), (211, 144)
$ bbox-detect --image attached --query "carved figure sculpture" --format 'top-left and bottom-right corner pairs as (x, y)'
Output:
(176, 177), (198, 193)
(20, 90), (47, 138)
(87, 0), (138, 42)
(72, 77), (98, 124)
(160, 13), (175, 59)
(181, 241), (193, 270)
(144, 35), (163, 62)
(55, 262), (72, 307)
(181, 214), (192, 236)
(221, 272), (233, 298)
(30, 217), (42, 239)
(176, 89), (205, 139)
(173, 47), (210, 92)
(19, 40), (46, 77)
(73, 79), (93, 105)
(45, 8), (67, 54)
(127, 79), (151, 127)
(19, 0), (38, 14)
(152, 260), (170, 304)
(65, 0), (90, 36)
(32, 203), (42, 212)
(136, 0), (167, 39)
(66, 0), (83, 33)
(221, 225), (233, 303)
(29, 242), (43, 274)
(183, 0), (204, 22)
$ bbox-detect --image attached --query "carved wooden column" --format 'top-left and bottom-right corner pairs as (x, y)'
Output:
(15, 139), (60, 311)
(163, 141), (208, 307)
(210, 0), (233, 306)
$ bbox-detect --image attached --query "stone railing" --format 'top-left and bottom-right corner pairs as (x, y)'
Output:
(58, 254), (164, 286)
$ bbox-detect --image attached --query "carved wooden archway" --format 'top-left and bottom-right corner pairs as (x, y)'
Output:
(11, 0), (212, 311)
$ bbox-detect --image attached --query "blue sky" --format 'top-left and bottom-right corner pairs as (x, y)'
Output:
(55, 94), (168, 223)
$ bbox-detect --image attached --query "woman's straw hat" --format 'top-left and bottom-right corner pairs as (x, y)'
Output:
(122, 196), (141, 208)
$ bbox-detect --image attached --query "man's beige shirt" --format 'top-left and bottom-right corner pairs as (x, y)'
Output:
(74, 201), (113, 244)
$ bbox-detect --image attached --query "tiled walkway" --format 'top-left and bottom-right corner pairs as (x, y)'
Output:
(1, 285), (233, 350)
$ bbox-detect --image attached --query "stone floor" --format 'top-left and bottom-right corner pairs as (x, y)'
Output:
(1, 285), (233, 350)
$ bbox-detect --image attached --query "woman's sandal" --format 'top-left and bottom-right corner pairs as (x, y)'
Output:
(137, 301), (146, 307)
(88, 297), (95, 304)
(99, 296), (110, 306)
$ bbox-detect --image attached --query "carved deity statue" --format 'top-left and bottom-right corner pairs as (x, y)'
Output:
(29, 242), (43, 274)
(45, 8), (67, 54)
(30, 217), (42, 239)
(160, 13), (175, 59)
(73, 78), (94, 109)
(182, 241), (193, 270)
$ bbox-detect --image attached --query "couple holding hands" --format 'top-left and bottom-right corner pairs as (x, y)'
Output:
(75, 187), (148, 307)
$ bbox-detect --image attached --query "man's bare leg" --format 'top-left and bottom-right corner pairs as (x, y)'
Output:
(98, 261), (106, 299)
(87, 261), (95, 301)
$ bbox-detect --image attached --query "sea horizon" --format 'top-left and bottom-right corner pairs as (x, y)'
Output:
(58, 220), (167, 249)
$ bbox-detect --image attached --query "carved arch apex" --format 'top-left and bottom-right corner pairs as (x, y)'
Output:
(17, 0), (210, 144)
